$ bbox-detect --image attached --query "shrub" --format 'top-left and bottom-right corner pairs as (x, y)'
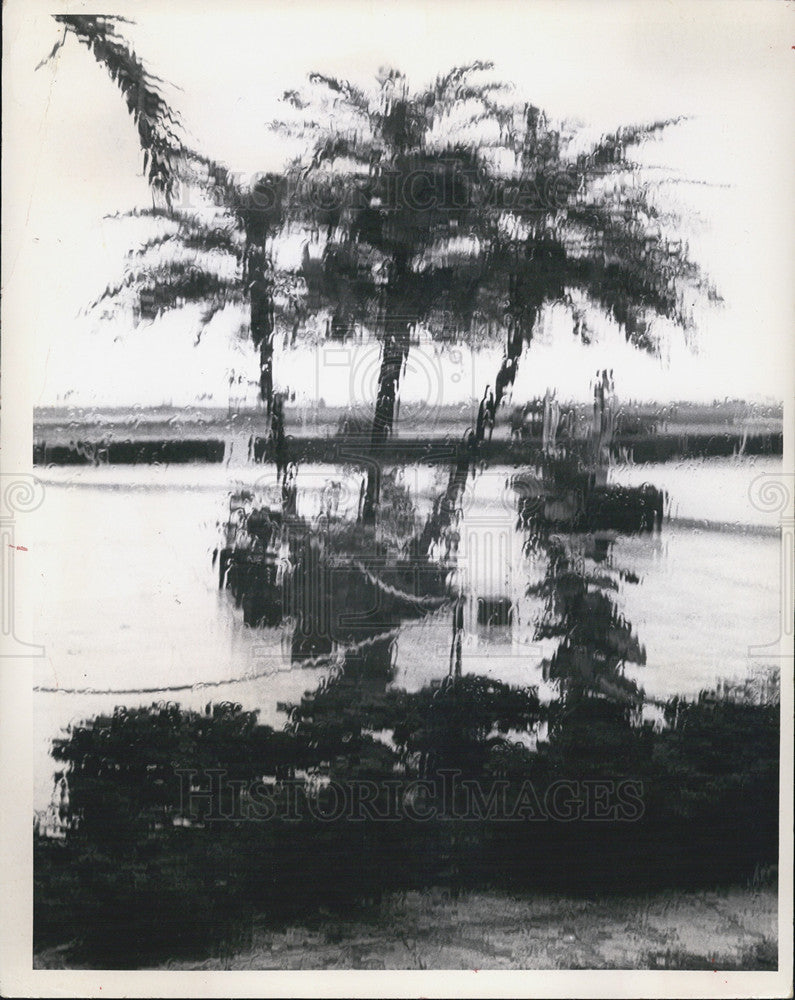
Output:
(35, 684), (780, 965)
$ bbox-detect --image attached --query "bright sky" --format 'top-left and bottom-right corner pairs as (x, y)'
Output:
(3, 0), (794, 409)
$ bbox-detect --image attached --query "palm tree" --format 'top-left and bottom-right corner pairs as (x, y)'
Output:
(93, 169), (297, 418)
(281, 75), (719, 528)
(279, 64), (516, 518)
(478, 105), (719, 424)
(52, 14), (299, 421)
(287, 76), (717, 435)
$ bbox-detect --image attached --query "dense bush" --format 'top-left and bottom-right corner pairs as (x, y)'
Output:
(35, 685), (779, 966)
(478, 693), (779, 894)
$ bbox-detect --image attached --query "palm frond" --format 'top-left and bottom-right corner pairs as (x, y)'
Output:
(128, 214), (243, 262)
(55, 14), (184, 205)
(90, 259), (244, 323)
(179, 149), (244, 213)
(103, 206), (174, 222)
(431, 61), (495, 100)
(307, 73), (373, 119)
(582, 117), (687, 173)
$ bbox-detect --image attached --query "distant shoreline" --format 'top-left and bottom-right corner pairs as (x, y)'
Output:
(33, 398), (784, 427)
(32, 401), (783, 466)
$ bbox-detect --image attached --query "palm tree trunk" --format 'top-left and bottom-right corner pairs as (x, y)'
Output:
(414, 432), (475, 557)
(492, 289), (542, 418)
(371, 322), (410, 446)
(492, 316), (526, 414)
(361, 465), (380, 526)
(259, 337), (274, 413)
(449, 595), (465, 678)
(249, 244), (275, 413)
(361, 319), (411, 525)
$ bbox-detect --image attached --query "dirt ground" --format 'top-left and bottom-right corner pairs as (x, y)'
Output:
(156, 885), (777, 971)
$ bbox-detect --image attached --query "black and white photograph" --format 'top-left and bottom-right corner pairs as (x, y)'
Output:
(1, 1), (793, 996)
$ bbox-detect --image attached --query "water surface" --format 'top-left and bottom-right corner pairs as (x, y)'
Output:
(32, 455), (782, 809)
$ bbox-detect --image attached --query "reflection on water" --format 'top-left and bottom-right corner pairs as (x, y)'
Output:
(32, 455), (781, 809)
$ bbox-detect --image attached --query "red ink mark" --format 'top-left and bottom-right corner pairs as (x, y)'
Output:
(8, 544), (27, 551)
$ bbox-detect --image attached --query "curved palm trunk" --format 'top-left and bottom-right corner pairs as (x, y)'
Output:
(449, 595), (465, 679)
(361, 467), (380, 527)
(371, 322), (410, 445)
(250, 272), (275, 413)
(271, 392), (288, 481)
(245, 228), (276, 414)
(361, 318), (411, 525)
(493, 319), (525, 413)
(413, 438), (473, 560)
(258, 337), (274, 412)
(248, 237), (291, 483)
(492, 301), (539, 419)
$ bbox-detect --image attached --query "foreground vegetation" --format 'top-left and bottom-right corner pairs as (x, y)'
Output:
(35, 684), (779, 968)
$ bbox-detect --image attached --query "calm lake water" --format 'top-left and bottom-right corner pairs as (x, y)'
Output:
(31, 455), (782, 809)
